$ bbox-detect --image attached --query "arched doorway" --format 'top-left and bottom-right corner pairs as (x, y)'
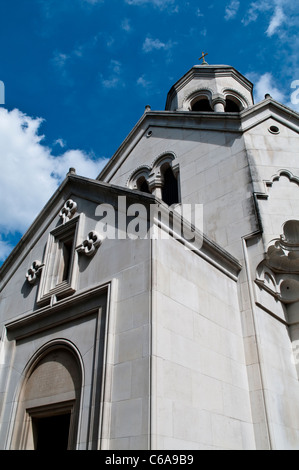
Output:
(12, 343), (82, 450)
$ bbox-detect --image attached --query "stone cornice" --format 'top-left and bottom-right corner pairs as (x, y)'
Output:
(5, 283), (109, 340)
(240, 97), (299, 133)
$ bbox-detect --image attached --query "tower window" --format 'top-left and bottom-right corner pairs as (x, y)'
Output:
(225, 98), (240, 112)
(162, 167), (179, 206)
(191, 99), (213, 112)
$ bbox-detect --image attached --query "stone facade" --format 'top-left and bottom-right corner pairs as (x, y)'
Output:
(0, 63), (299, 450)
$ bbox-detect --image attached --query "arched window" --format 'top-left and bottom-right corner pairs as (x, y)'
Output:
(191, 98), (213, 112)
(137, 176), (151, 194)
(162, 166), (179, 206)
(12, 345), (82, 450)
(225, 97), (241, 112)
(225, 98), (240, 112)
(128, 166), (152, 194)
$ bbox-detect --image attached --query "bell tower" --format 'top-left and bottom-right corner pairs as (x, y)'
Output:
(165, 61), (254, 113)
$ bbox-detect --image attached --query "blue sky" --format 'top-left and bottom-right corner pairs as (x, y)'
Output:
(0, 0), (298, 264)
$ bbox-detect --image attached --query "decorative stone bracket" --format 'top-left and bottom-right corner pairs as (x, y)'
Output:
(59, 199), (77, 224)
(76, 231), (102, 257)
(256, 220), (299, 304)
(26, 260), (44, 285)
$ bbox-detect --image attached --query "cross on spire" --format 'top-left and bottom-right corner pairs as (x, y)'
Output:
(199, 51), (208, 64)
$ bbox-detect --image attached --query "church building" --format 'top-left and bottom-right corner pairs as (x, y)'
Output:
(0, 59), (299, 450)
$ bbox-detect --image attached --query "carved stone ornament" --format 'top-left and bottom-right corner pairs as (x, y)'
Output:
(256, 220), (299, 304)
(26, 260), (43, 285)
(59, 199), (77, 224)
(76, 231), (102, 257)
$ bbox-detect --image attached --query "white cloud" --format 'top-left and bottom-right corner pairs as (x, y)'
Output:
(53, 138), (66, 148)
(266, 6), (286, 36)
(51, 51), (74, 85)
(125, 0), (175, 9)
(137, 75), (151, 88)
(142, 37), (174, 53)
(224, 0), (240, 20)
(196, 8), (204, 17)
(0, 108), (108, 238)
(52, 52), (69, 69)
(110, 60), (121, 74)
(82, 0), (104, 4)
(101, 77), (120, 88)
(249, 72), (286, 103)
(121, 18), (132, 32)
(0, 238), (13, 262)
(242, 1), (272, 26)
(242, 0), (294, 34)
(100, 60), (124, 89)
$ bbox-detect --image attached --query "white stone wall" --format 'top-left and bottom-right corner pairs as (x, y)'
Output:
(151, 236), (255, 449)
(104, 239), (151, 450)
(253, 304), (299, 449)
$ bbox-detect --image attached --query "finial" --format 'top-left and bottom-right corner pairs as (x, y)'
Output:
(199, 51), (208, 65)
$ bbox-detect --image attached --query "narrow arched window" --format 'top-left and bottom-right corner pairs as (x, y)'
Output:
(162, 167), (179, 206)
(137, 176), (151, 194)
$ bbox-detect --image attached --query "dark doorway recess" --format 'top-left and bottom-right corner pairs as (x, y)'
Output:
(33, 413), (71, 450)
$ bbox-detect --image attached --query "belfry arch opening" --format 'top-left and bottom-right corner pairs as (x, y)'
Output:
(225, 97), (241, 112)
(191, 98), (213, 112)
(12, 344), (82, 450)
(137, 176), (151, 194)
